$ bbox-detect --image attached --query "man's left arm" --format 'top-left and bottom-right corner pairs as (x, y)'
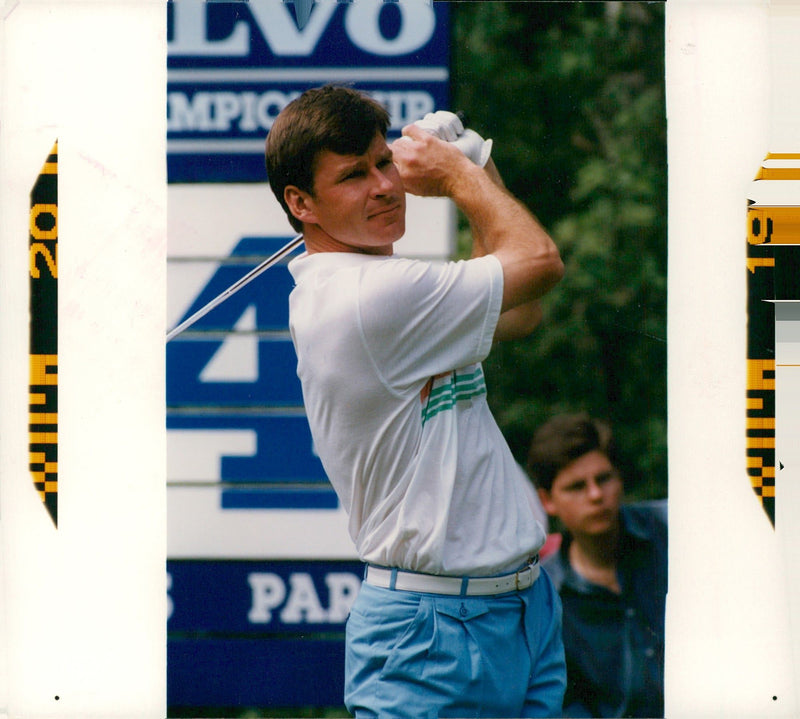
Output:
(470, 158), (545, 342)
(493, 300), (543, 342)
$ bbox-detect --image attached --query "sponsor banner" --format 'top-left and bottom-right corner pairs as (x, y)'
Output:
(165, 0), (454, 551)
(167, 0), (450, 182)
(168, 637), (346, 708)
(167, 559), (363, 708)
(167, 559), (363, 632)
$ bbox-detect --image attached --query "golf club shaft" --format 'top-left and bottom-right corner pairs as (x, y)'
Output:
(166, 233), (304, 342)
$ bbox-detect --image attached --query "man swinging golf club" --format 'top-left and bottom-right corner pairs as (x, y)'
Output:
(265, 85), (566, 717)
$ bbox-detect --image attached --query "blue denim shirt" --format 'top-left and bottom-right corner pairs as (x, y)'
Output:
(542, 501), (668, 718)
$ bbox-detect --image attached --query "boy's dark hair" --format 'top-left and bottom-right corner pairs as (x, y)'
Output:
(265, 85), (391, 232)
(526, 413), (617, 492)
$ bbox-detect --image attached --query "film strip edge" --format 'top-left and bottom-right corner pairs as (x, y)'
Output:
(29, 140), (59, 528)
(746, 152), (800, 527)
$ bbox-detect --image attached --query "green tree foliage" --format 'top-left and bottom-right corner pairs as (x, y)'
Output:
(450, 2), (667, 499)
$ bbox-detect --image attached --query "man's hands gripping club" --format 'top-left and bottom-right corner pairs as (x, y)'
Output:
(390, 111), (493, 197)
(390, 114), (564, 317)
(413, 111), (493, 167)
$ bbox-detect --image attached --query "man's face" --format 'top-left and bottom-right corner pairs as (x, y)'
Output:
(538, 450), (623, 539)
(292, 132), (406, 254)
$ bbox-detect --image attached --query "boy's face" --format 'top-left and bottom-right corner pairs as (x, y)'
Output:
(287, 132), (406, 254)
(538, 450), (623, 539)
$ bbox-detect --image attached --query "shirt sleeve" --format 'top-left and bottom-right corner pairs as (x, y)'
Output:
(355, 254), (504, 392)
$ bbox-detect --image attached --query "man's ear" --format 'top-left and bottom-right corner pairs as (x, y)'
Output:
(537, 487), (557, 517)
(284, 185), (317, 226)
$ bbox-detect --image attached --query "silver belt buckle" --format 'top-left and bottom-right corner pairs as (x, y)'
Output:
(515, 565), (532, 591)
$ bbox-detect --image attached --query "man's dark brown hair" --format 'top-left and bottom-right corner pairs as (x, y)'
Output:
(526, 413), (617, 492)
(265, 85), (391, 232)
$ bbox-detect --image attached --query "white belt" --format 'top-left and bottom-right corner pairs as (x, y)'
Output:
(364, 557), (540, 597)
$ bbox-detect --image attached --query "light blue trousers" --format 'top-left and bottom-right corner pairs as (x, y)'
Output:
(344, 567), (565, 718)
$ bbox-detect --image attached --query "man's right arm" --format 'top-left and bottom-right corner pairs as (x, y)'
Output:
(391, 124), (564, 313)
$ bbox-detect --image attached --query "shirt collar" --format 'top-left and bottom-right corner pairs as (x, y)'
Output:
(621, 503), (656, 541)
(288, 250), (392, 282)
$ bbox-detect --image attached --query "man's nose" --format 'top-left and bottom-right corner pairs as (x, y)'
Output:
(370, 167), (394, 195)
(586, 479), (603, 500)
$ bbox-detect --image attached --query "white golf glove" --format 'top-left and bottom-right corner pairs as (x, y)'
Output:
(453, 129), (493, 168)
(413, 111), (493, 167)
(413, 110), (464, 142)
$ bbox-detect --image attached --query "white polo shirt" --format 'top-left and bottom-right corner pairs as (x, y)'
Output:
(287, 251), (546, 576)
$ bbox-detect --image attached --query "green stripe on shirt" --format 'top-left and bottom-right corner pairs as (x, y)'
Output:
(421, 368), (487, 425)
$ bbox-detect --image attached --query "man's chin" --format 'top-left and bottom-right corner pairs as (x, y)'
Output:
(390, 220), (406, 243)
(370, 218), (405, 248)
(582, 513), (619, 536)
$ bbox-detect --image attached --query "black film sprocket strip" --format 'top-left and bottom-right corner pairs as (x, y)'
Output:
(745, 229), (775, 526)
(745, 153), (800, 527)
(29, 140), (59, 527)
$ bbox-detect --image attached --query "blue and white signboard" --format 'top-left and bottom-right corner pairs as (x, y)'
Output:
(167, 0), (450, 182)
(166, 2), (453, 709)
(167, 558), (363, 707)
